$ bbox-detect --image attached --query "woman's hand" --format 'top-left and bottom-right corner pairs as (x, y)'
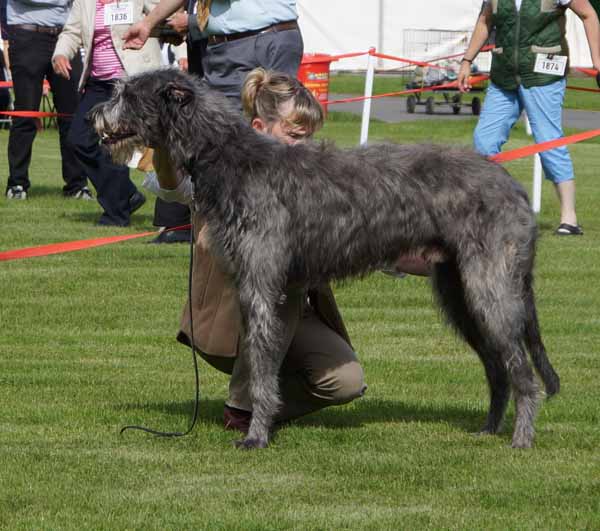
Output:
(52, 55), (72, 79)
(457, 61), (472, 93)
(167, 11), (189, 35)
(123, 19), (151, 49)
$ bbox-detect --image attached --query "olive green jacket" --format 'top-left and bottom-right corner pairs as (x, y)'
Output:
(490, 0), (569, 89)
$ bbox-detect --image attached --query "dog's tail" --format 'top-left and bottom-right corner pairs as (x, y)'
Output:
(523, 273), (560, 397)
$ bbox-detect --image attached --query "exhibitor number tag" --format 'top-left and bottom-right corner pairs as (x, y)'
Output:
(533, 54), (567, 77)
(104, 2), (133, 25)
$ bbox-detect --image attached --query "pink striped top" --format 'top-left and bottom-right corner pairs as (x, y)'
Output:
(91, 1), (125, 80)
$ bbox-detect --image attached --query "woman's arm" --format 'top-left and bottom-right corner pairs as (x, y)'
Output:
(52, 0), (83, 62)
(142, 147), (193, 206)
(458, 2), (494, 92)
(153, 147), (182, 190)
(123, 0), (185, 49)
(569, 0), (600, 72)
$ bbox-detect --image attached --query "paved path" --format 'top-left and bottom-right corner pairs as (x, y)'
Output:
(329, 93), (600, 130)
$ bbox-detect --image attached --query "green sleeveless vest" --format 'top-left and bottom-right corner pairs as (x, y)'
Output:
(490, 0), (569, 90)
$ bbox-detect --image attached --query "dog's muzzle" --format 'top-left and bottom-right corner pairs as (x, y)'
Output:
(99, 130), (138, 146)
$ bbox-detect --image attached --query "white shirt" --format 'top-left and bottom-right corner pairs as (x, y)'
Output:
(142, 172), (193, 206)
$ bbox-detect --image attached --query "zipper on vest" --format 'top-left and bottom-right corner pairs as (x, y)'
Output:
(513, 2), (521, 86)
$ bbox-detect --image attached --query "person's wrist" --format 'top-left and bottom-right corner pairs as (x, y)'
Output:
(141, 16), (157, 32)
(461, 57), (474, 64)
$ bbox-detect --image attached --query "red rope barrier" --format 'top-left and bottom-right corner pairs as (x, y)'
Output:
(575, 67), (598, 77)
(0, 224), (192, 262)
(387, 45), (496, 71)
(489, 128), (600, 163)
(0, 80), (51, 89)
(565, 85), (600, 93)
(325, 75), (490, 106)
(304, 51), (368, 63)
(371, 51), (448, 70)
(0, 110), (69, 118)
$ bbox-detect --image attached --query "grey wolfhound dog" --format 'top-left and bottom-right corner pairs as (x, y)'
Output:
(91, 69), (559, 450)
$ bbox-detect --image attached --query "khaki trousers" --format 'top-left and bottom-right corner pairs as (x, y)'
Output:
(200, 289), (366, 422)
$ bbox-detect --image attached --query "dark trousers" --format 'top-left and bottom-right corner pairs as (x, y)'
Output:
(6, 27), (86, 194)
(68, 78), (137, 225)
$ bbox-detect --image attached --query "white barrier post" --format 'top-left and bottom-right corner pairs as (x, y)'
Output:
(360, 47), (376, 145)
(523, 112), (543, 213)
(531, 154), (543, 214)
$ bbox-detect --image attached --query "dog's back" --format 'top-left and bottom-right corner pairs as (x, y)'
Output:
(277, 141), (535, 283)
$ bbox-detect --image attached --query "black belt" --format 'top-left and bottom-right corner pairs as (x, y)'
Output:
(8, 23), (63, 36)
(207, 20), (298, 45)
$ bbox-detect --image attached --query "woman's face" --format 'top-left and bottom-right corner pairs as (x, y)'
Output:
(251, 100), (312, 145)
(267, 119), (310, 145)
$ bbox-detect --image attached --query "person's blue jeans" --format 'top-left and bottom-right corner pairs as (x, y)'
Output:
(473, 79), (574, 184)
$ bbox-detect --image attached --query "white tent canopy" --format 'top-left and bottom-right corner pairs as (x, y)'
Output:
(297, 0), (592, 71)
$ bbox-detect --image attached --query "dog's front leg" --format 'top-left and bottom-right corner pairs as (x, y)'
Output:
(234, 280), (287, 450)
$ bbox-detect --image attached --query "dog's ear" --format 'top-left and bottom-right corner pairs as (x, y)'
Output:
(161, 81), (194, 106)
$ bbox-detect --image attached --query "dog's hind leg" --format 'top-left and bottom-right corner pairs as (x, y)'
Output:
(458, 256), (540, 448)
(523, 272), (560, 397)
(432, 261), (510, 435)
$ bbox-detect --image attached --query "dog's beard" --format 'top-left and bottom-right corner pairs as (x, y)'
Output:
(92, 106), (146, 165)
(102, 135), (146, 165)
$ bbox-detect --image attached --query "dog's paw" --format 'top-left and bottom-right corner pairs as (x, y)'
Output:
(510, 437), (533, 449)
(234, 437), (269, 450)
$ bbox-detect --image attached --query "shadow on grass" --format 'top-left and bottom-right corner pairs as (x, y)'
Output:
(62, 210), (155, 226)
(538, 220), (556, 232)
(26, 184), (66, 198)
(119, 396), (486, 435)
(298, 397), (485, 434)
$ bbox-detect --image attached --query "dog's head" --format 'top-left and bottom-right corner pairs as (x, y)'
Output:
(90, 69), (236, 168)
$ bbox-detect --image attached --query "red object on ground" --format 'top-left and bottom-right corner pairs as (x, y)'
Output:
(489, 128), (600, 163)
(0, 224), (192, 262)
(298, 53), (335, 116)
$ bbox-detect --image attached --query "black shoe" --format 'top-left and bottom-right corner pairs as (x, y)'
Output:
(129, 191), (146, 214)
(149, 228), (192, 244)
(96, 214), (129, 227)
(555, 223), (583, 236)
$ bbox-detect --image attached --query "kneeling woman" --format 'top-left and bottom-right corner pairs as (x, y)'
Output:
(145, 68), (367, 432)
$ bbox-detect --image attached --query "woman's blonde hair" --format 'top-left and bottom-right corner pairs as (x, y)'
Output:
(241, 67), (324, 136)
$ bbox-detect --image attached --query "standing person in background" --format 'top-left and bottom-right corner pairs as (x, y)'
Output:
(124, 0), (303, 243)
(458, 0), (600, 236)
(0, 1), (10, 122)
(1, 0), (9, 72)
(4, 0), (89, 200)
(52, 0), (162, 227)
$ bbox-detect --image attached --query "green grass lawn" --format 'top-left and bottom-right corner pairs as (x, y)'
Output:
(1, 115), (599, 530)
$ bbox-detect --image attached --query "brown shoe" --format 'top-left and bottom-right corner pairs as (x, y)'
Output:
(223, 405), (252, 434)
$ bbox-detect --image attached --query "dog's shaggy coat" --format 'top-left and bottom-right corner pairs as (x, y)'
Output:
(91, 69), (559, 449)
